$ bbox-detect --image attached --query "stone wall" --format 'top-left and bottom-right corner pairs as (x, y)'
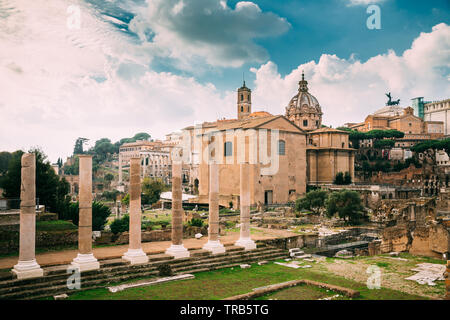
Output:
(107, 226), (209, 245)
(319, 227), (380, 246)
(0, 230), (78, 255)
(258, 235), (304, 250)
(381, 225), (410, 253)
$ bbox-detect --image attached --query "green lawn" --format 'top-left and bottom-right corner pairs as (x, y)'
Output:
(36, 220), (78, 232)
(66, 260), (427, 300)
(256, 283), (347, 300)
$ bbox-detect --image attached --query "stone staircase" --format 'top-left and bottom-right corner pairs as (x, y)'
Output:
(289, 248), (311, 259)
(0, 243), (289, 300)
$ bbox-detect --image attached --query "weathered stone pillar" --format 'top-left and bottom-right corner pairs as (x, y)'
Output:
(203, 162), (225, 254)
(12, 153), (44, 279)
(235, 163), (256, 250)
(71, 155), (100, 272)
(122, 158), (148, 264)
(165, 161), (190, 258)
(118, 153), (123, 184)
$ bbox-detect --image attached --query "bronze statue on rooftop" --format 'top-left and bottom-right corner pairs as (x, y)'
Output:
(386, 92), (400, 106)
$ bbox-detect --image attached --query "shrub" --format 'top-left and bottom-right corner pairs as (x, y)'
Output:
(110, 215), (129, 234)
(59, 201), (111, 231)
(157, 264), (173, 276)
(188, 218), (204, 227)
(334, 172), (345, 185)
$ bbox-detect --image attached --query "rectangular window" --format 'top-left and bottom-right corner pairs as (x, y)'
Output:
(303, 119), (308, 127)
(224, 142), (233, 156)
(278, 140), (286, 155)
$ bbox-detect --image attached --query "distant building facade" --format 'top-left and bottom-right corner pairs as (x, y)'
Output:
(180, 73), (354, 207)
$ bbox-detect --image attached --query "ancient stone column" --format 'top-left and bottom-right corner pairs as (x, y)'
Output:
(12, 153), (44, 279)
(71, 155), (100, 272)
(122, 158), (148, 264)
(202, 162), (225, 254)
(235, 163), (256, 250)
(165, 161), (190, 258)
(118, 153), (123, 184)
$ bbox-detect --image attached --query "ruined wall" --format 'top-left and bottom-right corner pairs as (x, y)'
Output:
(381, 226), (411, 253)
(378, 197), (450, 258)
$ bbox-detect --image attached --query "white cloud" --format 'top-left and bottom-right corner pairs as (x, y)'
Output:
(129, 0), (290, 69)
(0, 0), (235, 162)
(250, 23), (450, 128)
(346, 0), (386, 6)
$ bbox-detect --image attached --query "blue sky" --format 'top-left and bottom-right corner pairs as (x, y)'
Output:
(146, 0), (450, 90)
(0, 0), (449, 161)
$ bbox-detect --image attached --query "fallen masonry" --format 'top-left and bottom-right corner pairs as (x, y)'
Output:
(405, 263), (446, 286)
(224, 279), (360, 300)
(108, 274), (195, 293)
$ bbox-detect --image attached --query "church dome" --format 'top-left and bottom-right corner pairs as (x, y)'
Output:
(285, 72), (323, 131)
(286, 72), (322, 116)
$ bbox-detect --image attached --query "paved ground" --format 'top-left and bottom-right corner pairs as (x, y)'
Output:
(0, 228), (297, 270)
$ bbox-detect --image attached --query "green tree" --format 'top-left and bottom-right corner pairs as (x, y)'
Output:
(92, 138), (116, 162)
(0, 150), (24, 199)
(142, 178), (168, 205)
(132, 132), (151, 141)
(326, 190), (364, 225)
(121, 193), (130, 206)
(334, 172), (345, 185)
(373, 139), (395, 149)
(343, 172), (352, 184)
(0, 148), (70, 213)
(110, 215), (129, 234)
(0, 151), (12, 175)
(295, 190), (328, 214)
(101, 190), (120, 202)
(73, 138), (89, 155)
(59, 201), (111, 231)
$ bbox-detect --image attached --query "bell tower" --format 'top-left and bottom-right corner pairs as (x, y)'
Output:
(237, 81), (251, 120)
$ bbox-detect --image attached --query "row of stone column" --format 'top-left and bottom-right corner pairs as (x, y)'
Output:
(12, 153), (256, 279)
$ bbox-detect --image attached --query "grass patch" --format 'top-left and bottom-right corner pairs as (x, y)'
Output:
(66, 260), (427, 300)
(255, 283), (347, 300)
(36, 220), (78, 232)
(376, 262), (390, 268)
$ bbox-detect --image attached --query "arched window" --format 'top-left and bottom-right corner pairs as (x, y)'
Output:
(241, 106), (244, 112)
(241, 94), (244, 101)
(224, 142), (233, 156)
(278, 140), (286, 155)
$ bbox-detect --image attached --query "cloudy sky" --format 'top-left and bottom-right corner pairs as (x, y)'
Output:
(0, 0), (449, 162)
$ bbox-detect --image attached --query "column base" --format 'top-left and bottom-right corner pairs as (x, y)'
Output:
(165, 244), (190, 259)
(122, 248), (149, 265)
(235, 237), (257, 251)
(202, 240), (226, 255)
(12, 259), (44, 279)
(71, 253), (100, 272)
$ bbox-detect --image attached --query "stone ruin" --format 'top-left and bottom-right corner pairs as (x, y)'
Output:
(374, 195), (450, 259)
